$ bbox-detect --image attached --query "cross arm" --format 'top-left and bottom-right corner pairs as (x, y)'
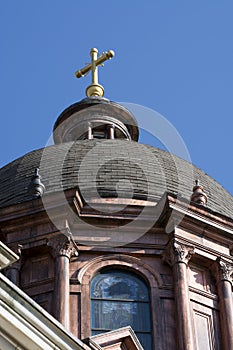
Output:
(75, 49), (115, 78)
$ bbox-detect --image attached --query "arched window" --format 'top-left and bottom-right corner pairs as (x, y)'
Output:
(90, 269), (152, 349)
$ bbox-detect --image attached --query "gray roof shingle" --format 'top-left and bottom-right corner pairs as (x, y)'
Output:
(0, 139), (232, 219)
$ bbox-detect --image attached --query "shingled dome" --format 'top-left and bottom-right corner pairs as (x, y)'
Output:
(0, 96), (233, 219)
(0, 138), (232, 219)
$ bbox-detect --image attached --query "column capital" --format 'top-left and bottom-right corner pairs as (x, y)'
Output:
(47, 234), (79, 259)
(5, 243), (23, 270)
(163, 239), (195, 267)
(213, 257), (233, 285)
(10, 243), (23, 256)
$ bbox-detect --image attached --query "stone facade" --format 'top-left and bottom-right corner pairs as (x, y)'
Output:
(1, 97), (233, 349)
(1, 188), (233, 349)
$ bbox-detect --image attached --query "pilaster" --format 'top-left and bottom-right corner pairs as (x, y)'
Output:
(4, 244), (22, 286)
(163, 239), (195, 350)
(212, 257), (233, 350)
(48, 234), (78, 329)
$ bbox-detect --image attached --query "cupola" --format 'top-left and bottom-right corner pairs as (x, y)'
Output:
(53, 48), (139, 144)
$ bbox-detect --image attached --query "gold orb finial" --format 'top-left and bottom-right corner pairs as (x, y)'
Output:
(75, 48), (115, 97)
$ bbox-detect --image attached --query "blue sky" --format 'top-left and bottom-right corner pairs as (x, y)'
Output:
(0, 1), (232, 195)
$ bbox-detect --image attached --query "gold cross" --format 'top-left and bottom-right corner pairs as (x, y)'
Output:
(75, 48), (115, 97)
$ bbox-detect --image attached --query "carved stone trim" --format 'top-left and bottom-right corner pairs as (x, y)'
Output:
(77, 253), (163, 287)
(10, 243), (23, 257)
(47, 234), (78, 259)
(4, 243), (22, 273)
(214, 257), (233, 285)
(163, 239), (195, 267)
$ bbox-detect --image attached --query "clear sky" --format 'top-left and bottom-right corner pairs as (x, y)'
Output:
(0, 1), (232, 195)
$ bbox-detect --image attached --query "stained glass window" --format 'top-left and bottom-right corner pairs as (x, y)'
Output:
(91, 269), (152, 349)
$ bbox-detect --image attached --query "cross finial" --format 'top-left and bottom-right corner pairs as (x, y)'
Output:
(75, 48), (115, 97)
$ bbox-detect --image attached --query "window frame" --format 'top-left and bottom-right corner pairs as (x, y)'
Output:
(77, 254), (162, 349)
(90, 268), (152, 348)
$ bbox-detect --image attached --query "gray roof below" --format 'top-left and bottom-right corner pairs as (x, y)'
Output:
(0, 139), (232, 219)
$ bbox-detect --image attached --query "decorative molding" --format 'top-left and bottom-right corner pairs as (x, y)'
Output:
(163, 239), (195, 267)
(76, 254), (163, 287)
(4, 243), (23, 272)
(88, 326), (143, 350)
(47, 234), (78, 259)
(9, 243), (23, 257)
(78, 254), (162, 340)
(189, 286), (218, 302)
(213, 257), (233, 285)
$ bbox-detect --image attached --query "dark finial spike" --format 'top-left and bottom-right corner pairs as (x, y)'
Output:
(28, 168), (45, 199)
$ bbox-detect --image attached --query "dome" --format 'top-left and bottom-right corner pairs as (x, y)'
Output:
(0, 139), (232, 219)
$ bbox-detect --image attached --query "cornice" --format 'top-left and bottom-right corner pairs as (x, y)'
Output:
(1, 190), (233, 243)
